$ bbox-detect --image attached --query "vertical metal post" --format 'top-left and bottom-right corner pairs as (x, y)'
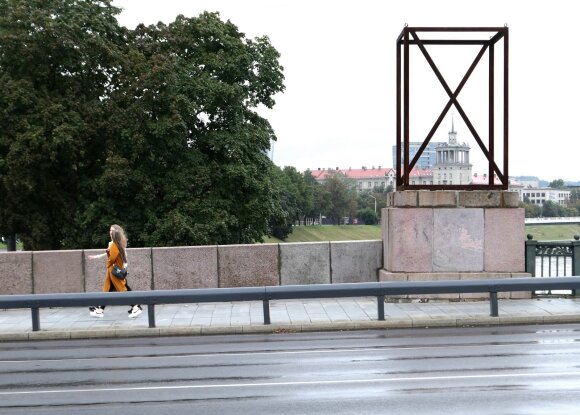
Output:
(503, 26), (509, 182)
(147, 304), (156, 328)
(377, 295), (385, 321)
(488, 42), (494, 184)
(31, 308), (40, 331)
(572, 236), (580, 296)
(403, 27), (410, 187)
(263, 299), (271, 325)
(525, 235), (537, 277)
(6, 234), (16, 251)
(396, 35), (401, 187)
(489, 292), (499, 317)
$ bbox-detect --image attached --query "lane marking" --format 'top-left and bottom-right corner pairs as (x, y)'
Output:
(2, 371), (580, 396)
(2, 341), (580, 364)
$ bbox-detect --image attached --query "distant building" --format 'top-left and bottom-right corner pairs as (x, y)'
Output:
(310, 166), (395, 192)
(407, 169), (433, 186)
(432, 119), (472, 185)
(517, 188), (570, 206)
(392, 141), (445, 170)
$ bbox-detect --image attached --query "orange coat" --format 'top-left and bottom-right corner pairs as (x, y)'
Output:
(103, 242), (127, 293)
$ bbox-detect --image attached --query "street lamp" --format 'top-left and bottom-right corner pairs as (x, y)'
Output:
(369, 194), (377, 214)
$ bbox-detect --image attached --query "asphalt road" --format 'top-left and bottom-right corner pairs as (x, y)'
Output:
(1, 324), (580, 414)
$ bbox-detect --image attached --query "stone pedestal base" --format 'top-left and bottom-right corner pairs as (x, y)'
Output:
(380, 190), (528, 299)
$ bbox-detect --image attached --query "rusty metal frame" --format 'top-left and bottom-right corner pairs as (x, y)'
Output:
(396, 26), (509, 190)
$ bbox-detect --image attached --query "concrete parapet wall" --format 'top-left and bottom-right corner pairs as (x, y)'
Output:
(280, 242), (330, 285)
(218, 244), (280, 288)
(0, 252), (33, 295)
(33, 250), (84, 294)
(0, 240), (384, 295)
(153, 246), (215, 290)
(331, 240), (382, 283)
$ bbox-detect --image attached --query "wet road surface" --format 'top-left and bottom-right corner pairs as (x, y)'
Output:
(1, 324), (580, 414)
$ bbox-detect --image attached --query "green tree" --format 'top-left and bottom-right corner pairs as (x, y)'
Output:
(303, 170), (330, 221)
(84, 13), (285, 247)
(357, 208), (378, 225)
(549, 179), (565, 189)
(0, 0), (125, 249)
(542, 201), (560, 217)
(268, 166), (312, 240)
(0, 4), (285, 249)
(322, 172), (357, 224)
(520, 202), (542, 218)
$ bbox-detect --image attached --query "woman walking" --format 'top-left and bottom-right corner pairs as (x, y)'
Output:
(87, 224), (142, 318)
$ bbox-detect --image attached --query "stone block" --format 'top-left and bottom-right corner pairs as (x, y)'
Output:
(392, 191), (418, 207)
(459, 272), (510, 299)
(433, 208), (484, 272)
(85, 247), (153, 292)
(33, 250), (83, 293)
(388, 208), (433, 272)
(510, 290), (532, 299)
(381, 208), (390, 270)
(379, 270), (408, 300)
(484, 208), (525, 272)
(126, 248), (153, 291)
(386, 192), (394, 207)
(418, 191), (457, 207)
(502, 192), (520, 208)
(408, 272), (461, 300)
(330, 240), (382, 283)
(84, 248), (108, 293)
(458, 191), (502, 207)
(218, 244), (279, 287)
(378, 270), (408, 282)
(153, 246), (217, 290)
(280, 242), (330, 285)
(0, 252), (33, 295)
(509, 274), (533, 298)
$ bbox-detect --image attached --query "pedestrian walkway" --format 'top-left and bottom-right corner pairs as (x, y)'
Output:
(1, 297), (580, 341)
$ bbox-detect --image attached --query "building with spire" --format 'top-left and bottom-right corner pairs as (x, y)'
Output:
(432, 118), (472, 185)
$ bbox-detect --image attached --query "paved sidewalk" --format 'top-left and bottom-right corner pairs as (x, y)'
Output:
(1, 297), (580, 341)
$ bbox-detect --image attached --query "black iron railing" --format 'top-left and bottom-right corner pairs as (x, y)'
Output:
(525, 235), (580, 295)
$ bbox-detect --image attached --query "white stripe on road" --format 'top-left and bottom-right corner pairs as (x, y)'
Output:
(2, 341), (578, 364)
(2, 371), (580, 396)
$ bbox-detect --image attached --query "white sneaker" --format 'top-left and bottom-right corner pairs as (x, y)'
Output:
(89, 307), (104, 318)
(128, 305), (142, 318)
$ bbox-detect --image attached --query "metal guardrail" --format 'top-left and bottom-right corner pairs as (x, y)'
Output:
(3, 277), (580, 332)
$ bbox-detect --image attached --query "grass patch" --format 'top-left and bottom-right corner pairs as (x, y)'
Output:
(262, 223), (580, 243)
(263, 225), (381, 243)
(525, 224), (580, 241)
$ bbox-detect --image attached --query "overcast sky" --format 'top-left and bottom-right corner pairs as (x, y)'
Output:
(113, 0), (579, 182)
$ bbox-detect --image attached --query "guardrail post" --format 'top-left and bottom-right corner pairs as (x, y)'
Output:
(31, 308), (40, 331)
(147, 304), (156, 328)
(525, 235), (537, 277)
(489, 292), (499, 317)
(263, 299), (271, 325)
(377, 295), (385, 321)
(573, 235), (580, 297)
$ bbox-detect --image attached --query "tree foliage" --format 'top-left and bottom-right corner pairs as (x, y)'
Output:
(0, 2), (285, 249)
(322, 172), (357, 224)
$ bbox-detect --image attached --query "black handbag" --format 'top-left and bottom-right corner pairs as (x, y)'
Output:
(112, 264), (127, 280)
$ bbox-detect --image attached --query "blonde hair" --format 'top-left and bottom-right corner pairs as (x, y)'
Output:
(110, 224), (128, 263)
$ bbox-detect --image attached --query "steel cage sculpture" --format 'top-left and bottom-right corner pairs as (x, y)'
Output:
(396, 26), (509, 190)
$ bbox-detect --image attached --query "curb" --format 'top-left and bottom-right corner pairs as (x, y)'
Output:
(3, 314), (580, 342)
